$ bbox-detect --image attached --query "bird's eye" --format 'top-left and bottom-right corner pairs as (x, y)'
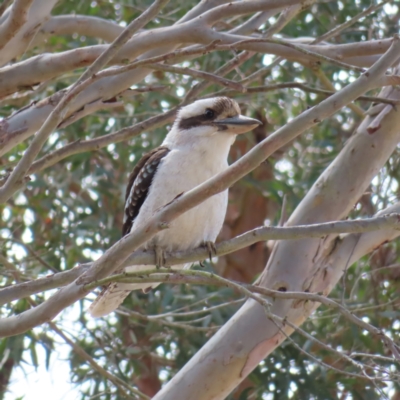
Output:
(205, 108), (215, 119)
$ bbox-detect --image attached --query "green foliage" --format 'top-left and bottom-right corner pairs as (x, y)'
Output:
(1, 0), (399, 399)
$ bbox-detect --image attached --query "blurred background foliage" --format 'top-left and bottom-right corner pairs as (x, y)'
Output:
(0, 0), (400, 399)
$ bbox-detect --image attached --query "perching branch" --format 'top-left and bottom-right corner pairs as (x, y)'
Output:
(153, 54), (400, 400)
(85, 267), (399, 373)
(1, 2), (398, 397)
(1, 213), (399, 306)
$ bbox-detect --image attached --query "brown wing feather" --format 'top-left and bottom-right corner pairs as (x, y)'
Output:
(122, 146), (170, 236)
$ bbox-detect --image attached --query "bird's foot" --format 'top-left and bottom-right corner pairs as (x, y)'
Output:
(202, 241), (217, 263)
(154, 245), (166, 269)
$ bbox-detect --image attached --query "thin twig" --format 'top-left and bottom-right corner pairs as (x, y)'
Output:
(0, 0), (170, 204)
(146, 63), (245, 92)
(0, 37), (399, 338)
(184, 50), (253, 102)
(29, 108), (177, 174)
(221, 37), (367, 72)
(1, 214), (399, 305)
(87, 268), (400, 367)
(240, 1), (390, 86)
(2, 237), (59, 273)
(147, 298), (244, 319)
(220, 83), (400, 106)
(316, 0), (392, 43)
(270, 315), (394, 382)
(48, 321), (150, 399)
(312, 67), (365, 117)
(117, 308), (220, 333)
(12, 264), (149, 398)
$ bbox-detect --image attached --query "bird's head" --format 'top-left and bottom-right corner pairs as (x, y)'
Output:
(164, 97), (261, 148)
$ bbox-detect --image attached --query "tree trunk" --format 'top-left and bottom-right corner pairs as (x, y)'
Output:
(153, 73), (400, 400)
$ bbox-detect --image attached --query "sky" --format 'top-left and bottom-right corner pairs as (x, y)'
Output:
(5, 342), (80, 400)
(4, 304), (83, 400)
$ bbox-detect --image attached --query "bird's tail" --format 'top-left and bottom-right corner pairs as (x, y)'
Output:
(89, 280), (159, 318)
(88, 263), (189, 318)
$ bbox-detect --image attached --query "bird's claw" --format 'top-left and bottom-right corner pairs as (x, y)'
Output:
(154, 246), (166, 269)
(202, 241), (217, 263)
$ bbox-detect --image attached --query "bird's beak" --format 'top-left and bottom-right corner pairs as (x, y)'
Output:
(214, 115), (262, 134)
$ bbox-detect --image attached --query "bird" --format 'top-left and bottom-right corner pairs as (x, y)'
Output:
(89, 97), (261, 317)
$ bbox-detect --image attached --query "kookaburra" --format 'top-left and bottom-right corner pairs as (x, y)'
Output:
(89, 97), (261, 317)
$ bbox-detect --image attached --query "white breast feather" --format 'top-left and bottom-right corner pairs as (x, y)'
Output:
(89, 128), (234, 317)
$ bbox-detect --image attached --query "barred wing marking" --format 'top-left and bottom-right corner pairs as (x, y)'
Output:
(122, 146), (170, 236)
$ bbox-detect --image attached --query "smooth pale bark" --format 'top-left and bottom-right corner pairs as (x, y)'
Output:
(0, 32), (389, 100)
(35, 15), (124, 44)
(0, 0), (278, 157)
(0, 0), (35, 51)
(0, 32), (397, 338)
(0, 0), (58, 66)
(1, 214), (398, 306)
(152, 74), (400, 399)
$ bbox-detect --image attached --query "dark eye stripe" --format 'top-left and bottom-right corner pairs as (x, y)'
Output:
(177, 97), (240, 130)
(178, 109), (217, 130)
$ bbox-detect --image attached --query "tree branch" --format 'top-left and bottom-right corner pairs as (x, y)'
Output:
(0, 0), (34, 51)
(0, 0), (59, 66)
(152, 49), (400, 400)
(0, 0), (385, 156)
(86, 268), (399, 369)
(0, 0), (170, 204)
(0, 0), (12, 19)
(316, 0), (392, 43)
(29, 108), (177, 174)
(0, 0), (254, 158)
(0, 2), (388, 101)
(145, 62), (245, 92)
(1, 214), (399, 306)
(219, 83), (400, 106)
(48, 321), (150, 399)
(0, 24), (398, 340)
(36, 15), (123, 44)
